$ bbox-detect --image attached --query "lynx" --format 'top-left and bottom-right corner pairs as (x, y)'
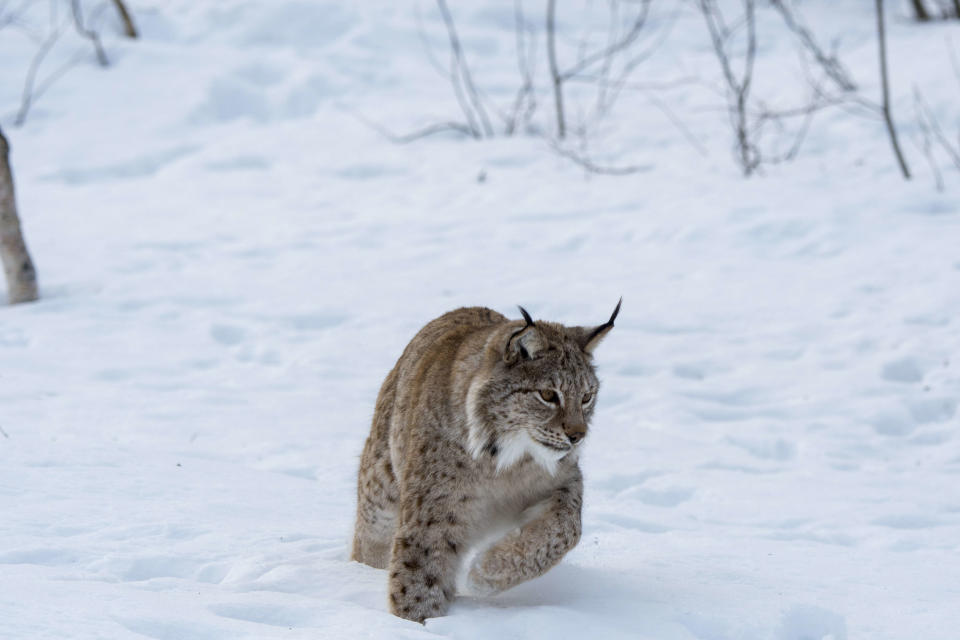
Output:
(351, 302), (620, 622)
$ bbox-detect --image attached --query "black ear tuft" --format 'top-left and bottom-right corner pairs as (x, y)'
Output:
(606, 297), (622, 326)
(579, 297), (622, 353)
(518, 305), (535, 327)
(504, 306), (545, 363)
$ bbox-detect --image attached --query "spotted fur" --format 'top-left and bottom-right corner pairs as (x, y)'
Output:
(351, 303), (618, 622)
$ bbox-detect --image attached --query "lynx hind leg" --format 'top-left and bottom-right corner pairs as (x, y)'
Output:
(352, 436), (399, 569)
(351, 379), (400, 569)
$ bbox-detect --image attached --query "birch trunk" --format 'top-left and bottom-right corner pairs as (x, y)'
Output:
(0, 126), (39, 304)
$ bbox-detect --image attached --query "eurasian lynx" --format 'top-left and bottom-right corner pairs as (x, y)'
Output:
(351, 302), (620, 622)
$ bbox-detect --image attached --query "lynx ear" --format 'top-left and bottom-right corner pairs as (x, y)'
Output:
(504, 306), (547, 364)
(576, 298), (622, 354)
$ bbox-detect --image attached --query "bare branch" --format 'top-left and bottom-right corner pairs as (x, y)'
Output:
(546, 0), (565, 139)
(698, 0), (759, 176)
(875, 0), (911, 179)
(644, 90), (710, 157)
(436, 0), (493, 138)
(548, 139), (652, 175)
(111, 0), (137, 38)
(71, 0), (109, 67)
(350, 111), (474, 144)
(913, 90), (946, 191)
(769, 0), (857, 92)
(505, 0), (537, 136)
(913, 88), (960, 169)
(910, 0), (933, 21)
(14, 21), (66, 126)
(587, 5), (684, 126)
(948, 36), (960, 88)
(559, 0), (653, 81)
(415, 4), (454, 80)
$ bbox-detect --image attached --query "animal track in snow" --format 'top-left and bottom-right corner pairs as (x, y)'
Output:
(617, 485), (694, 508)
(112, 556), (205, 582)
(871, 514), (943, 530)
(115, 616), (233, 640)
(880, 357), (924, 383)
(776, 604), (847, 640)
(726, 436), (797, 461)
(869, 403), (916, 436)
(905, 396), (957, 424)
(43, 146), (197, 184)
(591, 513), (671, 533)
(0, 547), (82, 566)
(208, 602), (315, 627)
(209, 323), (246, 346)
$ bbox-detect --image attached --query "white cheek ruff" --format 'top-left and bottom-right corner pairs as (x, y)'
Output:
(528, 437), (570, 476)
(493, 431), (531, 474)
(495, 431), (566, 476)
(466, 379), (568, 476)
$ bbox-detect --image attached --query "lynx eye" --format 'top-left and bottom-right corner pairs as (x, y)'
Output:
(582, 392), (594, 405)
(538, 389), (559, 404)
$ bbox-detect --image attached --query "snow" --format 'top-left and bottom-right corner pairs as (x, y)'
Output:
(1, 1), (959, 638)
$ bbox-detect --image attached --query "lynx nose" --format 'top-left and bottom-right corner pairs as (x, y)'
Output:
(565, 425), (586, 445)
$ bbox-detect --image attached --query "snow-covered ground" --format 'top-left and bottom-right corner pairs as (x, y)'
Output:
(2, 1), (959, 638)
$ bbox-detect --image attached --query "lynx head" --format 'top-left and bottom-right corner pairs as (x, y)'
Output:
(466, 300), (621, 475)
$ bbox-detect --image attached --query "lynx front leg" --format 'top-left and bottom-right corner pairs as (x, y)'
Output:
(467, 473), (583, 595)
(387, 457), (472, 622)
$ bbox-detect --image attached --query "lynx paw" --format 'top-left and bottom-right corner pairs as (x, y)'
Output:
(389, 573), (452, 623)
(461, 544), (517, 596)
(464, 563), (505, 596)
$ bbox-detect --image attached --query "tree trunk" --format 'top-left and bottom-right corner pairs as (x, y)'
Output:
(0, 126), (39, 304)
(910, 0), (932, 20)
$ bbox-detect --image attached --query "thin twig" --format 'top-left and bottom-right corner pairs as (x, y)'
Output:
(549, 139), (652, 175)
(769, 0), (856, 92)
(546, 0), (565, 139)
(0, 424), (8, 438)
(913, 89), (946, 191)
(914, 88), (960, 169)
(111, 0), (137, 38)
(876, 0), (911, 179)
(415, 4), (451, 79)
(645, 91), (710, 156)
(699, 0), (759, 175)
(505, 0), (537, 136)
(15, 21), (66, 126)
(559, 0), (653, 81)
(351, 111), (473, 144)
(71, 0), (109, 67)
(436, 0), (493, 138)
(583, 5), (683, 131)
(948, 36), (960, 88)
(567, 75), (697, 92)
